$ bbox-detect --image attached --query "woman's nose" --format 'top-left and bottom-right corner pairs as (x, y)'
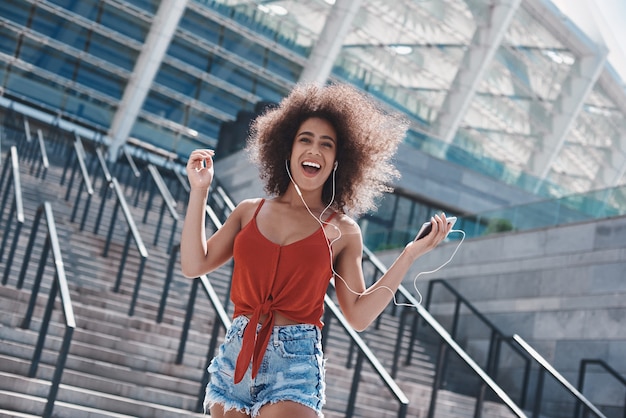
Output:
(307, 144), (321, 155)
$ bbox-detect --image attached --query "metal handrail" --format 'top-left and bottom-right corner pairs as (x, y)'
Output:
(60, 135), (95, 231)
(576, 359), (626, 418)
(422, 278), (608, 417)
(513, 335), (606, 418)
(92, 147), (113, 235)
(18, 202), (76, 418)
(33, 129), (50, 179)
(175, 264), (233, 413)
(1, 146), (25, 285)
(166, 210), (233, 413)
(122, 146), (141, 179)
(103, 177), (149, 316)
(144, 164), (179, 250)
(422, 278), (532, 406)
(322, 293), (410, 417)
(361, 246), (527, 417)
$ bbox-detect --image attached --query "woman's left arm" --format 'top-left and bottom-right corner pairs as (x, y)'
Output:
(334, 214), (451, 331)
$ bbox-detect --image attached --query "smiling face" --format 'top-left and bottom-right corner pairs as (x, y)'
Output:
(288, 117), (338, 195)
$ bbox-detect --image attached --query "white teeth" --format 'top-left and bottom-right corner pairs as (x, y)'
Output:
(302, 161), (321, 169)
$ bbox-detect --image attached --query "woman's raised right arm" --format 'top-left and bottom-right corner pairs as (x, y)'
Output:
(180, 149), (241, 278)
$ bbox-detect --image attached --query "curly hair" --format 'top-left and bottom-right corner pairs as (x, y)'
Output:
(246, 83), (408, 216)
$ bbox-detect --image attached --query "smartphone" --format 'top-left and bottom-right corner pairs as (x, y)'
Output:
(415, 216), (457, 241)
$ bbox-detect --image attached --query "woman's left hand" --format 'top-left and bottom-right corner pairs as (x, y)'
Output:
(404, 213), (452, 259)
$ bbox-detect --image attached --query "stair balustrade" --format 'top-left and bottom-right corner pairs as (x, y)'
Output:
(361, 247), (527, 418)
(15, 201), (76, 418)
(144, 163), (180, 251)
(104, 177), (149, 316)
(576, 359), (626, 418)
(513, 335), (606, 418)
(0, 146), (25, 285)
(422, 278), (608, 417)
(59, 134), (95, 231)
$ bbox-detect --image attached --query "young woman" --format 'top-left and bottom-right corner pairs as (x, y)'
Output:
(180, 83), (452, 418)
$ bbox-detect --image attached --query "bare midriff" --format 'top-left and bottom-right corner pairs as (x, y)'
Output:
(245, 311), (300, 326)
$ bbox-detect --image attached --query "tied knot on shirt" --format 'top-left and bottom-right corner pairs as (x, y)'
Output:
(234, 297), (275, 383)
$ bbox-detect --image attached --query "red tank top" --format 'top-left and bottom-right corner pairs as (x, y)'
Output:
(230, 199), (336, 383)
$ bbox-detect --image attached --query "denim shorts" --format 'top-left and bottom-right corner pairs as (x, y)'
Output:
(204, 315), (326, 417)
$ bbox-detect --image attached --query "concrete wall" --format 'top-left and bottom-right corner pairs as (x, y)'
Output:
(376, 215), (626, 415)
(392, 143), (542, 213)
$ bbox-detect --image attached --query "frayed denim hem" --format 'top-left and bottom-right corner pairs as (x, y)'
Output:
(205, 396), (324, 418)
(204, 386), (252, 416)
(204, 383), (325, 417)
(251, 397), (325, 418)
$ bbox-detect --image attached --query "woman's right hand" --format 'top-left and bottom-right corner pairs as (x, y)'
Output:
(186, 149), (215, 191)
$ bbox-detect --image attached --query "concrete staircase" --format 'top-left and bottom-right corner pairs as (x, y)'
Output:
(0, 128), (520, 417)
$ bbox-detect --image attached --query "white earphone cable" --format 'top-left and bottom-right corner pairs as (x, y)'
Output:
(285, 160), (463, 309)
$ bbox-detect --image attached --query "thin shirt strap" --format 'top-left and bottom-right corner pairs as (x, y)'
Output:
(324, 211), (338, 222)
(253, 198), (265, 218)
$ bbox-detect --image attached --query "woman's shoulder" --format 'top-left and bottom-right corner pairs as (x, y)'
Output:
(230, 198), (264, 225)
(234, 197), (264, 211)
(333, 212), (362, 236)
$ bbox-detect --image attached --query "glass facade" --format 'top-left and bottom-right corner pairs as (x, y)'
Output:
(1, 0), (626, 249)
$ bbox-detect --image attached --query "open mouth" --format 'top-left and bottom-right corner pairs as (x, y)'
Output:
(302, 161), (321, 175)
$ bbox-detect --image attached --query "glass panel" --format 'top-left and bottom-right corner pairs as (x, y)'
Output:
(221, 29), (266, 67)
(128, 0), (159, 14)
(167, 37), (211, 72)
(63, 90), (115, 128)
(100, 3), (150, 42)
(0, 26), (19, 56)
(253, 80), (288, 104)
(131, 118), (180, 151)
(144, 89), (184, 122)
(359, 192), (453, 251)
(75, 62), (125, 99)
(30, 7), (69, 38)
(156, 64), (198, 97)
(48, 0), (101, 20)
(187, 108), (221, 140)
(196, 83), (246, 116)
(19, 39), (77, 80)
(87, 31), (137, 70)
(266, 50), (300, 83)
(0, 0), (31, 26)
(130, 115), (212, 157)
(210, 58), (254, 91)
(451, 184), (626, 242)
(4, 67), (116, 128)
(180, 8), (223, 45)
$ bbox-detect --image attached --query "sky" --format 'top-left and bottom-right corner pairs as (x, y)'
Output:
(551, 0), (626, 84)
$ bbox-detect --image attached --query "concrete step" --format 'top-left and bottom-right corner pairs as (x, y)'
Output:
(0, 373), (205, 417)
(0, 392), (135, 418)
(0, 325), (205, 380)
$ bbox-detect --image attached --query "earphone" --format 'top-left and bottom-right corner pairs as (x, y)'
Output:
(284, 159), (464, 309)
